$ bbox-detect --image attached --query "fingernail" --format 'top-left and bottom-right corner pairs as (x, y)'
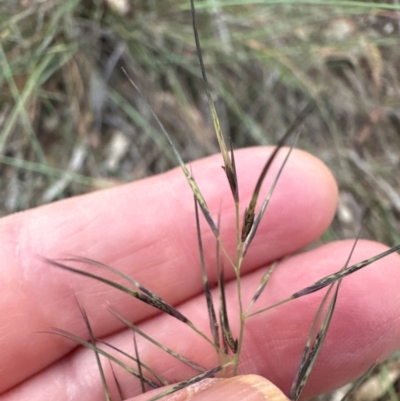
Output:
(190, 375), (289, 401)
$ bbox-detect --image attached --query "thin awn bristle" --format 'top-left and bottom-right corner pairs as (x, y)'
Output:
(292, 244), (400, 299)
(291, 230), (364, 399)
(47, 258), (190, 323)
(247, 261), (278, 314)
(190, 0), (238, 203)
(242, 136), (298, 258)
(109, 360), (124, 401)
(229, 136), (239, 203)
(290, 282), (340, 401)
(194, 196), (220, 350)
(121, 68), (220, 239)
(110, 306), (207, 373)
(249, 244), (400, 318)
(241, 101), (314, 243)
(218, 263), (238, 354)
(99, 339), (169, 387)
(132, 330), (146, 394)
(67, 256), (173, 302)
(50, 328), (160, 389)
(77, 302), (112, 401)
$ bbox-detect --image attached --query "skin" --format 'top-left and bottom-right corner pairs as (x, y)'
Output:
(1, 147), (400, 401)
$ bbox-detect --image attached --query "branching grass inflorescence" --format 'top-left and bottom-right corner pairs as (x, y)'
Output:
(46, 1), (400, 400)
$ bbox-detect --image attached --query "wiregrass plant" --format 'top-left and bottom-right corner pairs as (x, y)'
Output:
(46, 1), (400, 400)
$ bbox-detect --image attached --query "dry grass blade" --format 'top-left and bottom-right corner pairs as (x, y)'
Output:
(147, 364), (226, 401)
(49, 328), (160, 389)
(99, 339), (169, 387)
(194, 197), (220, 349)
(246, 261), (278, 314)
(47, 258), (191, 323)
(110, 306), (207, 373)
(190, 0), (238, 202)
(241, 101), (314, 242)
(77, 302), (111, 401)
(122, 69), (219, 238)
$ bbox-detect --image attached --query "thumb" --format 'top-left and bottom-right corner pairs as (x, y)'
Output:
(130, 375), (289, 401)
(134, 375), (288, 401)
(188, 375), (289, 401)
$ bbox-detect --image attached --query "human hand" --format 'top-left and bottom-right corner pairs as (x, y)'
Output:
(1, 147), (399, 401)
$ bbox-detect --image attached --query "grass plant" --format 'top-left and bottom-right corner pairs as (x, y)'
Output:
(2, 0), (400, 400)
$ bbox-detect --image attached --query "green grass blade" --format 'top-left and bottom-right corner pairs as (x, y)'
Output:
(185, 1), (400, 11)
(0, 155), (107, 188)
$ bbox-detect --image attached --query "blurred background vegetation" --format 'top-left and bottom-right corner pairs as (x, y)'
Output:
(1, 0), (400, 399)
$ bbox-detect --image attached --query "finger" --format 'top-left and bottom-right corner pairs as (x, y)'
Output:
(4, 240), (400, 401)
(0, 147), (337, 392)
